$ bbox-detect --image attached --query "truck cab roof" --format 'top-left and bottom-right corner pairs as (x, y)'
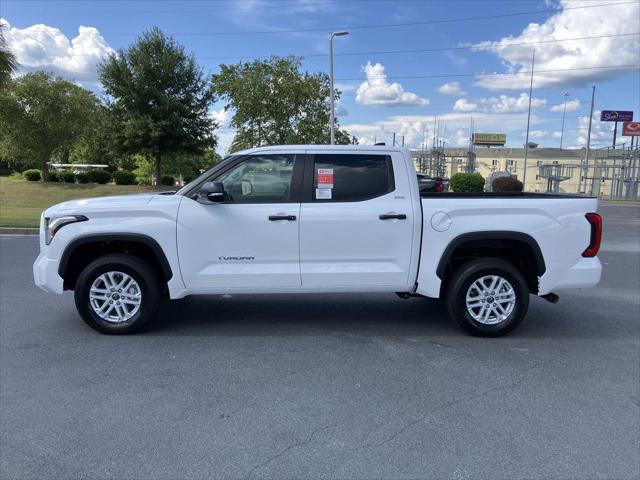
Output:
(232, 144), (410, 156)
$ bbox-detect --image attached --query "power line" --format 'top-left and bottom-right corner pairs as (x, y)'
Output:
(98, 1), (636, 36)
(197, 32), (639, 60)
(3, 0), (619, 2)
(60, 32), (639, 58)
(335, 64), (640, 81)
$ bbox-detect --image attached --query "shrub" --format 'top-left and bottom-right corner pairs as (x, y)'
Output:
(87, 169), (111, 184)
(450, 172), (485, 193)
(160, 175), (175, 186)
(113, 170), (137, 185)
(61, 170), (76, 183)
(23, 169), (42, 181)
(75, 172), (90, 184)
(48, 170), (62, 182)
(492, 175), (523, 192)
(136, 175), (151, 186)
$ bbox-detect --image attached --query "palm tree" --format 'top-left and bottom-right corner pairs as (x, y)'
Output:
(0, 23), (18, 86)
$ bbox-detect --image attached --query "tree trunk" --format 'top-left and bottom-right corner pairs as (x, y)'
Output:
(42, 159), (49, 182)
(155, 151), (162, 186)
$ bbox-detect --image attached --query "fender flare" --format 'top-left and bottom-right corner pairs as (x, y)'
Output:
(58, 233), (173, 281)
(435, 231), (546, 279)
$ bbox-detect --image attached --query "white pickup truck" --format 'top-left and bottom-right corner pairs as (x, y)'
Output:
(34, 145), (602, 336)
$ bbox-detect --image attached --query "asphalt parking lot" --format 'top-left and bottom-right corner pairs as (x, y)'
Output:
(1, 203), (639, 480)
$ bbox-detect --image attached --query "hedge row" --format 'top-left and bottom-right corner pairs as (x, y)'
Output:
(22, 169), (175, 186)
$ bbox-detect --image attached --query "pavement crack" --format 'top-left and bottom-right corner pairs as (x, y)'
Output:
(243, 423), (335, 479)
(359, 361), (546, 450)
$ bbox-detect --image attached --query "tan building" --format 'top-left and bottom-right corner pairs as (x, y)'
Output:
(412, 146), (640, 199)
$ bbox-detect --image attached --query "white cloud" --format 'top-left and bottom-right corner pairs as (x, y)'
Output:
(2, 19), (114, 85)
(550, 99), (581, 112)
(576, 110), (614, 146)
(210, 107), (230, 127)
(438, 81), (466, 95)
(529, 130), (549, 138)
(472, 0), (640, 90)
(343, 110), (541, 149)
(453, 98), (479, 112)
(335, 82), (358, 93)
(485, 93), (546, 113)
(356, 62), (429, 107)
(453, 93), (545, 114)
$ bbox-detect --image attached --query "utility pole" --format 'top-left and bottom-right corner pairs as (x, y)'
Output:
(522, 48), (535, 189)
(329, 31), (349, 145)
(432, 117), (437, 151)
(401, 135), (405, 147)
(559, 91), (569, 149)
(392, 132), (396, 146)
(582, 85), (596, 194)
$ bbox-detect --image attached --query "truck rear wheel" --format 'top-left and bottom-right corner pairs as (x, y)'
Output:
(445, 259), (529, 337)
(74, 254), (161, 334)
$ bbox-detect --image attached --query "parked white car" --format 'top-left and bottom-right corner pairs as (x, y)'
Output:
(34, 145), (602, 336)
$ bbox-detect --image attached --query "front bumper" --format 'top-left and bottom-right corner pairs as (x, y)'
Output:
(33, 253), (64, 294)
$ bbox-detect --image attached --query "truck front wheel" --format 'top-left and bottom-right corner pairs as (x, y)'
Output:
(445, 259), (529, 337)
(74, 254), (161, 334)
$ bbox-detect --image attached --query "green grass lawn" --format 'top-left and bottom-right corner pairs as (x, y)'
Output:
(0, 177), (166, 227)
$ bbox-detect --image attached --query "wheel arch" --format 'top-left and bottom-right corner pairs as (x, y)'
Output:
(436, 231), (546, 295)
(58, 234), (173, 290)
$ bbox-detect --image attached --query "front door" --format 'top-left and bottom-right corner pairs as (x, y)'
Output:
(177, 153), (303, 290)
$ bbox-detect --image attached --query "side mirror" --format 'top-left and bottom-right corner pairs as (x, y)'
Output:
(197, 181), (225, 203)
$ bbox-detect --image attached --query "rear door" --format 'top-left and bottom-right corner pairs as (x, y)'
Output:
(299, 150), (416, 289)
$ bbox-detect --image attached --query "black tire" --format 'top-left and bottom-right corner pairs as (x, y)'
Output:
(445, 258), (529, 337)
(74, 254), (161, 334)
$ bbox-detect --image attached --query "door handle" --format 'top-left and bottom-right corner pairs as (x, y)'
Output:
(269, 215), (297, 221)
(379, 213), (407, 220)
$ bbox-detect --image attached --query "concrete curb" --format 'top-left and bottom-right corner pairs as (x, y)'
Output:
(0, 227), (39, 236)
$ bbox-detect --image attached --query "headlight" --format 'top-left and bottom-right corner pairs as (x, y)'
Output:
(44, 215), (88, 245)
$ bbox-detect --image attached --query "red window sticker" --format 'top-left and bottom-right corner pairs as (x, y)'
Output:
(317, 168), (334, 188)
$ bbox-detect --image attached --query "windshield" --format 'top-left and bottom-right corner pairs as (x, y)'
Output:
(175, 155), (237, 196)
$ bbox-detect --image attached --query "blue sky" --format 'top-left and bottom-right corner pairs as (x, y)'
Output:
(2, 0), (639, 154)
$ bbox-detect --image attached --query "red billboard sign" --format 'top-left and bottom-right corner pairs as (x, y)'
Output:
(623, 122), (640, 136)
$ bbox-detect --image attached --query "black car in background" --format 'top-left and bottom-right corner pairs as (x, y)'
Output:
(416, 173), (448, 193)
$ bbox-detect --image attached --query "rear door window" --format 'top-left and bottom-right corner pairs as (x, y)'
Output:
(312, 154), (394, 202)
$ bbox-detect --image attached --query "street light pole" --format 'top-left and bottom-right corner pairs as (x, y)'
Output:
(522, 48), (535, 189)
(329, 31), (349, 145)
(559, 91), (569, 149)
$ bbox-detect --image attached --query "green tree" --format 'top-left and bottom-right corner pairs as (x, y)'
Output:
(0, 72), (100, 180)
(99, 27), (216, 184)
(69, 106), (123, 168)
(211, 56), (356, 152)
(0, 23), (18, 88)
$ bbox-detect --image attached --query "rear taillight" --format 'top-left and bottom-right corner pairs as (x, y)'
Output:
(582, 212), (602, 257)
(436, 179), (443, 192)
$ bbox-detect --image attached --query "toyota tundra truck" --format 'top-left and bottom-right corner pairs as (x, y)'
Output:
(33, 145), (603, 336)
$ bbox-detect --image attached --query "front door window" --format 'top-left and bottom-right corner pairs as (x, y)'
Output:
(216, 154), (296, 203)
